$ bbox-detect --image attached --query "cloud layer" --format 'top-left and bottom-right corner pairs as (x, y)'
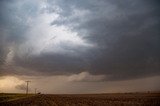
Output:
(0, 0), (160, 81)
(0, 75), (160, 93)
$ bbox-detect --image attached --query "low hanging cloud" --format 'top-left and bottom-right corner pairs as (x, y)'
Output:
(67, 72), (106, 82)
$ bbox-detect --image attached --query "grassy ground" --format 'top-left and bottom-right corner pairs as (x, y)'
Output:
(0, 93), (34, 103)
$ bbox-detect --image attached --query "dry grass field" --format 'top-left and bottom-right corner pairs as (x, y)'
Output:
(0, 93), (160, 106)
(0, 93), (34, 103)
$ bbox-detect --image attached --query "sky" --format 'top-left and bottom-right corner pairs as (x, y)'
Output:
(0, 0), (160, 94)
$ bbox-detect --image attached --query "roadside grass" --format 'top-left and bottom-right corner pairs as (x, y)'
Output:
(0, 93), (35, 103)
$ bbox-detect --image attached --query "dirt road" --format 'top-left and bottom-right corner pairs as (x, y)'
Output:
(1, 93), (160, 106)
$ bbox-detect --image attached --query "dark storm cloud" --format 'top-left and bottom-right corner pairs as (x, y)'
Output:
(49, 0), (160, 80)
(0, 0), (40, 75)
(0, 0), (160, 80)
(14, 53), (90, 75)
(0, 1), (26, 42)
(0, 0), (37, 51)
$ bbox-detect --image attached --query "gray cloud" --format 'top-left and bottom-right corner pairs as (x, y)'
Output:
(0, 0), (160, 81)
(50, 0), (160, 80)
(67, 72), (106, 82)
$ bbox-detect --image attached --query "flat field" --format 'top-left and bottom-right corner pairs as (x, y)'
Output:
(0, 93), (160, 106)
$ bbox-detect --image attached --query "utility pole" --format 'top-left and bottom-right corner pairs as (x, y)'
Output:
(25, 81), (31, 95)
(35, 88), (37, 94)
